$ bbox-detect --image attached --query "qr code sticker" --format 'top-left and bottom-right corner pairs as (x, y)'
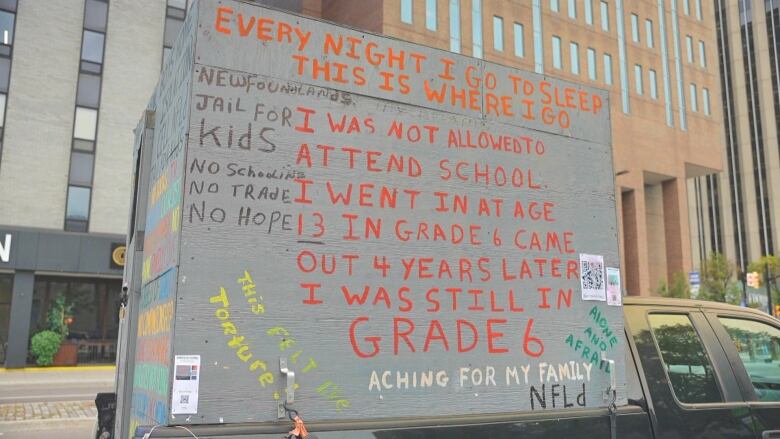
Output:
(581, 259), (604, 290)
(180, 395), (189, 404)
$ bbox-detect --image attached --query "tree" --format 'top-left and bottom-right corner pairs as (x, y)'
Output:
(656, 272), (690, 299)
(699, 252), (741, 304)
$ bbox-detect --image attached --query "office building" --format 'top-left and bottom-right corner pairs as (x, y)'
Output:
(690, 0), (780, 277)
(307, 0), (724, 295)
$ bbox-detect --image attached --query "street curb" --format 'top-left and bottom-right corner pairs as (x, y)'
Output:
(0, 366), (115, 373)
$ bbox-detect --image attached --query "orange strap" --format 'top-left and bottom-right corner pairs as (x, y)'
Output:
(288, 415), (309, 438)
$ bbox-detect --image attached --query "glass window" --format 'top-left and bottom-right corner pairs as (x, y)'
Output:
(84, 0), (108, 33)
(81, 30), (104, 64)
(600, 1), (609, 31)
(76, 73), (101, 108)
(73, 139), (95, 152)
(690, 83), (698, 112)
(80, 61), (102, 75)
(649, 69), (658, 99)
(646, 19), (654, 48)
(0, 56), (9, 93)
(0, 0), (16, 12)
(449, 0), (460, 53)
(570, 41), (579, 74)
(472, 0), (482, 58)
(493, 16), (503, 51)
(551, 0), (559, 12)
(686, 35), (694, 63)
(683, 0), (690, 15)
(164, 16), (183, 48)
(631, 13), (639, 42)
(568, 0), (577, 18)
(585, 0), (593, 24)
(69, 152), (94, 186)
(513, 23), (524, 57)
(0, 10), (13, 46)
(401, 0), (412, 24)
(74, 107), (98, 141)
(587, 47), (597, 80)
(603, 53), (613, 84)
(695, 0), (702, 20)
(698, 40), (706, 67)
(426, 0), (437, 30)
(168, 0), (187, 9)
(66, 186), (91, 221)
(634, 64), (643, 95)
(552, 36), (562, 69)
(167, 6), (185, 20)
(703, 87), (711, 116)
(0, 93), (5, 127)
(718, 318), (780, 402)
(648, 314), (723, 404)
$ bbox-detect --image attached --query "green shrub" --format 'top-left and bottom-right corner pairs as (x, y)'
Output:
(30, 330), (62, 366)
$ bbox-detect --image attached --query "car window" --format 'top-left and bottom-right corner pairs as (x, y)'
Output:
(718, 317), (780, 402)
(648, 314), (722, 404)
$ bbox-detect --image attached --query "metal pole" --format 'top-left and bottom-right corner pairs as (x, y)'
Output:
(740, 270), (747, 307)
(766, 264), (773, 316)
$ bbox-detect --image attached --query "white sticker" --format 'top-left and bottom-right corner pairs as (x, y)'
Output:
(171, 355), (200, 414)
(579, 253), (606, 301)
(606, 267), (622, 306)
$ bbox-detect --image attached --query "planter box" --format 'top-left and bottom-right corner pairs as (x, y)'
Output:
(52, 342), (78, 366)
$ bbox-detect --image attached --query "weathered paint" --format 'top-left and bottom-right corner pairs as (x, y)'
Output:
(128, 0), (624, 428)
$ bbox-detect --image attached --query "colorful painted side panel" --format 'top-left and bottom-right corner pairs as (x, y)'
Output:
(129, 268), (176, 435)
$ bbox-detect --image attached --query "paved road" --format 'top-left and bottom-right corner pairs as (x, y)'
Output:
(0, 367), (113, 438)
(0, 368), (115, 404)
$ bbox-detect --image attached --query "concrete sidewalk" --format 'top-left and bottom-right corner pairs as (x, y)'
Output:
(0, 366), (114, 428)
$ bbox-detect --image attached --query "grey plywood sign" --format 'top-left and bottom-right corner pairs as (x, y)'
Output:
(154, 0), (624, 426)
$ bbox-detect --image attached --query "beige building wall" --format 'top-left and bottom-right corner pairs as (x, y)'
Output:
(0, 1), (85, 229)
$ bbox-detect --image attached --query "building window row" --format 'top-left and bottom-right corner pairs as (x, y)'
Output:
(551, 35), (614, 86)
(628, 12), (657, 50)
(0, 0), (16, 172)
(489, 15), (526, 59)
(66, 0), (108, 232)
(685, 34), (707, 68)
(682, 0), (704, 20)
(551, 0), (610, 31)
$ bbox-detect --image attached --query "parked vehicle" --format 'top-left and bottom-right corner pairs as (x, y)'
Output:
(126, 297), (780, 438)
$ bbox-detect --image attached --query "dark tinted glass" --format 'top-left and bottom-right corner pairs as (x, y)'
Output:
(84, 0), (108, 32)
(719, 317), (780, 402)
(0, 0), (16, 12)
(648, 314), (722, 404)
(167, 6), (185, 19)
(65, 219), (88, 233)
(81, 30), (105, 64)
(0, 11), (13, 46)
(76, 73), (101, 108)
(73, 139), (95, 152)
(80, 60), (102, 74)
(69, 152), (94, 186)
(164, 17), (183, 47)
(0, 56), (9, 92)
